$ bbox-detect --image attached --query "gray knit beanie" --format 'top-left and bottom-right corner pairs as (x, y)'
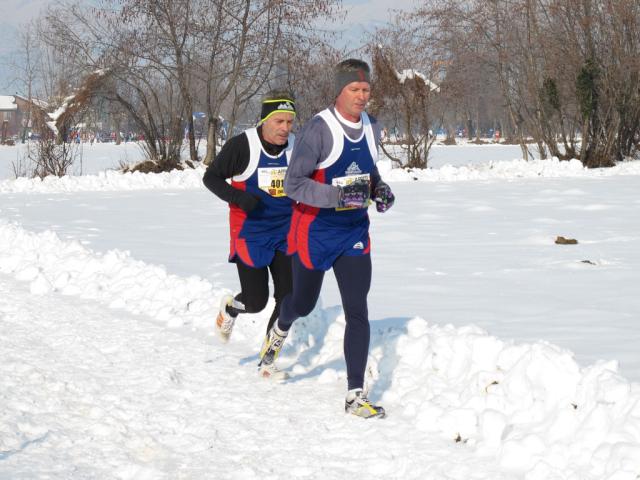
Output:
(334, 59), (371, 97)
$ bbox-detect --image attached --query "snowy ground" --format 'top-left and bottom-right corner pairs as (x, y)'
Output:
(1, 142), (639, 479)
(0, 139), (538, 181)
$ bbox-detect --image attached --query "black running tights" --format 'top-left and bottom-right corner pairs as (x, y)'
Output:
(234, 250), (292, 334)
(278, 254), (371, 390)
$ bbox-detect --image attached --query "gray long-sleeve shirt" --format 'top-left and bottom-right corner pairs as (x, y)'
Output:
(284, 106), (382, 208)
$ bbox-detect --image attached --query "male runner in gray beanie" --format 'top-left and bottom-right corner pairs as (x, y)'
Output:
(257, 59), (395, 418)
(334, 58), (371, 98)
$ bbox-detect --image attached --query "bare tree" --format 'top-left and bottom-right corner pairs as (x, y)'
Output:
(196, 0), (340, 164)
(422, 0), (640, 167)
(38, 1), (189, 171)
(277, 42), (344, 124)
(31, 0), (341, 171)
(22, 71), (112, 178)
(5, 17), (90, 178)
(120, 0), (201, 162)
(369, 14), (441, 169)
(9, 24), (42, 144)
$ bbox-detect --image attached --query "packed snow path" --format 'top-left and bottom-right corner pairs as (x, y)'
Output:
(0, 273), (505, 480)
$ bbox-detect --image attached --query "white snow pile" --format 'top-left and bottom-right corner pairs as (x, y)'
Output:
(1, 158), (640, 193)
(0, 167), (207, 193)
(287, 310), (640, 478)
(378, 157), (640, 182)
(1, 219), (639, 479)
(0, 220), (218, 331)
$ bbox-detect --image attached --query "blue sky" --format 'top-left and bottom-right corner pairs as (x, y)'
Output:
(341, 0), (418, 23)
(0, 0), (420, 93)
(332, 0), (419, 52)
(0, 0), (55, 91)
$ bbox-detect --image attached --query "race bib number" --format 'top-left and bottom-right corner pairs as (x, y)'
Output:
(258, 167), (287, 197)
(332, 173), (370, 211)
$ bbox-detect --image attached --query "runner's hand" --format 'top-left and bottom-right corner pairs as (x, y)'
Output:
(373, 181), (394, 213)
(235, 192), (260, 213)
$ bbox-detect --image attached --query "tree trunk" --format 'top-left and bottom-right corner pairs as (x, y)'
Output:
(187, 113), (197, 161)
(204, 116), (217, 165)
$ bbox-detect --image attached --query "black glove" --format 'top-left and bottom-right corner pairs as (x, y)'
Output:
(373, 181), (394, 213)
(234, 191), (260, 213)
(337, 178), (370, 209)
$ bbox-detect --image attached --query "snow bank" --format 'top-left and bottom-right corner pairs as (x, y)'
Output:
(1, 158), (640, 194)
(285, 310), (640, 478)
(0, 220), (218, 331)
(378, 157), (640, 182)
(382, 322), (640, 477)
(1, 219), (639, 479)
(0, 167), (207, 193)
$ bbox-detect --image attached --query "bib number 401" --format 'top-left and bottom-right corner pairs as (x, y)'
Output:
(258, 167), (287, 197)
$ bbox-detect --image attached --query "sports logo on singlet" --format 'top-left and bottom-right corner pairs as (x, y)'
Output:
(345, 161), (362, 176)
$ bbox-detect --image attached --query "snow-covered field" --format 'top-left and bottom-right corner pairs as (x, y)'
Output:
(0, 139), (540, 181)
(1, 142), (639, 479)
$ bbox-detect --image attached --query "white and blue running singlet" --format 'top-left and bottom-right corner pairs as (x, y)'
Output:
(287, 109), (377, 271)
(229, 128), (294, 268)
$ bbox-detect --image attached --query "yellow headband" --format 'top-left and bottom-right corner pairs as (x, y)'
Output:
(260, 98), (296, 123)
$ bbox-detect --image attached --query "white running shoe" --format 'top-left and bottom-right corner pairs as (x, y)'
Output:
(345, 389), (386, 419)
(215, 294), (236, 343)
(258, 362), (289, 382)
(257, 325), (289, 381)
(258, 325), (288, 366)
